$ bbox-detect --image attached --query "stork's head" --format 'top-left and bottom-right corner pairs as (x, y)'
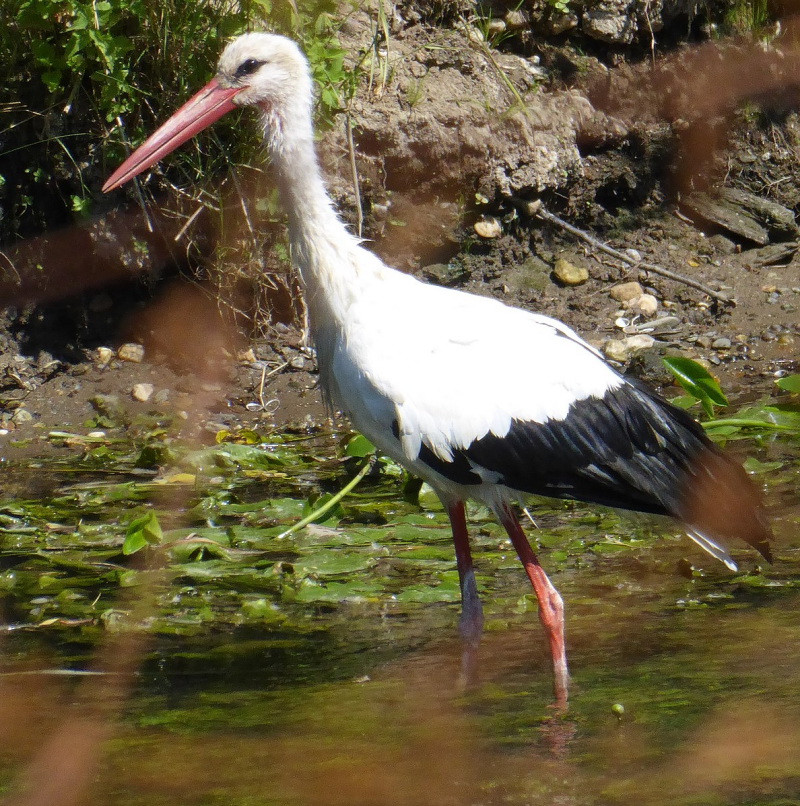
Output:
(216, 32), (312, 113)
(103, 32), (312, 192)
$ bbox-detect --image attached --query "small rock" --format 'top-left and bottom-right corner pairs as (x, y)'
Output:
(582, 8), (636, 43)
(712, 337), (732, 350)
(552, 257), (588, 286)
(624, 248), (642, 262)
(154, 389), (171, 404)
(11, 409), (33, 425)
(544, 11), (578, 35)
(289, 355), (306, 370)
(474, 217), (501, 239)
(604, 335), (656, 362)
(117, 343), (145, 363)
(696, 335), (714, 349)
(602, 339), (629, 362)
(610, 281), (643, 303)
(504, 9), (529, 29)
(95, 347), (115, 367)
(131, 383), (155, 402)
(87, 431), (107, 439)
(623, 334), (656, 352)
(237, 347), (257, 363)
(626, 293), (658, 317)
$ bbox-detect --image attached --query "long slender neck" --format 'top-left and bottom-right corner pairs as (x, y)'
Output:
(260, 103), (369, 361)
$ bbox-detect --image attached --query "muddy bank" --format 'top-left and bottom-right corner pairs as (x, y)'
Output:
(2, 12), (800, 458)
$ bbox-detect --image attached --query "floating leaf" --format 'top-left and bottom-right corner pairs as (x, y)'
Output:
(344, 434), (375, 458)
(776, 374), (800, 394)
(123, 511), (163, 555)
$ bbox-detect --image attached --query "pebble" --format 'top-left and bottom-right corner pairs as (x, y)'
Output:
(696, 335), (714, 349)
(712, 337), (731, 350)
(117, 343), (145, 363)
(474, 217), (501, 239)
(131, 383), (154, 402)
(95, 347), (115, 366)
(504, 9), (529, 29)
(603, 340), (629, 362)
(626, 293), (658, 317)
(624, 334), (656, 352)
(610, 281), (643, 303)
(602, 334), (655, 362)
(552, 258), (588, 286)
(237, 347), (257, 363)
(11, 409), (33, 425)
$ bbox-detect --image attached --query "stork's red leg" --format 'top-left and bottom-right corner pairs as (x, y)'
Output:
(447, 501), (484, 648)
(499, 504), (569, 705)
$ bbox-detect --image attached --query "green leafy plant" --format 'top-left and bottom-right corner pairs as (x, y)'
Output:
(548, 0), (570, 16)
(664, 358), (800, 437)
(123, 509), (163, 555)
(663, 356), (728, 417)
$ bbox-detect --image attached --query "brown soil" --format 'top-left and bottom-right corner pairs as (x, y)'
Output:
(2, 18), (800, 461)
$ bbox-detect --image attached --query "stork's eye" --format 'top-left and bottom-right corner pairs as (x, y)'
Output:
(235, 58), (264, 78)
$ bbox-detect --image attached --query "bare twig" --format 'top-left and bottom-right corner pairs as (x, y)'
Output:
(517, 200), (734, 305)
(346, 113), (363, 239)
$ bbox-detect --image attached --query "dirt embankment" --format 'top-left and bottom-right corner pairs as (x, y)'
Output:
(2, 5), (800, 459)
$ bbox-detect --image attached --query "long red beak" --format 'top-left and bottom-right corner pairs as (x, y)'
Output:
(102, 78), (242, 192)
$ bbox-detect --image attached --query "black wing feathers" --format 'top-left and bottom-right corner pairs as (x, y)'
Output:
(419, 380), (710, 516)
(412, 378), (772, 561)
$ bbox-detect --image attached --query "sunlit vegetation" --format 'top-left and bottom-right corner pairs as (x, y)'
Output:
(2, 0), (354, 241)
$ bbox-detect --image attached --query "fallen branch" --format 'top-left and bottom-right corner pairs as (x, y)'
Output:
(516, 199), (734, 305)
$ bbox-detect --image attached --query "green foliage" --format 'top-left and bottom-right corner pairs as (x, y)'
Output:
(548, 0), (570, 16)
(776, 374), (800, 394)
(724, 0), (771, 35)
(663, 356), (728, 417)
(2, 0), (357, 240)
(123, 509), (163, 555)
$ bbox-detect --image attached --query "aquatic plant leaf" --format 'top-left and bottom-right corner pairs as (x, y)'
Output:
(394, 571), (461, 602)
(663, 356), (728, 416)
(294, 579), (383, 603)
(292, 551), (376, 578)
(742, 457), (784, 473)
(776, 373), (800, 394)
(344, 434), (375, 457)
(123, 510), (163, 555)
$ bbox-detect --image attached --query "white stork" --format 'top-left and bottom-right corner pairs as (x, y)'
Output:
(103, 32), (772, 704)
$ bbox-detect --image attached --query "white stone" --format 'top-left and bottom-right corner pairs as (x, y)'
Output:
(132, 383), (154, 402)
(474, 217), (502, 239)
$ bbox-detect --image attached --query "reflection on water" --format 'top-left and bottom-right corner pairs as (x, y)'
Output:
(0, 433), (797, 804)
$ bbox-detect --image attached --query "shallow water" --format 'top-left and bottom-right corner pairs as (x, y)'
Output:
(0, 423), (798, 805)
